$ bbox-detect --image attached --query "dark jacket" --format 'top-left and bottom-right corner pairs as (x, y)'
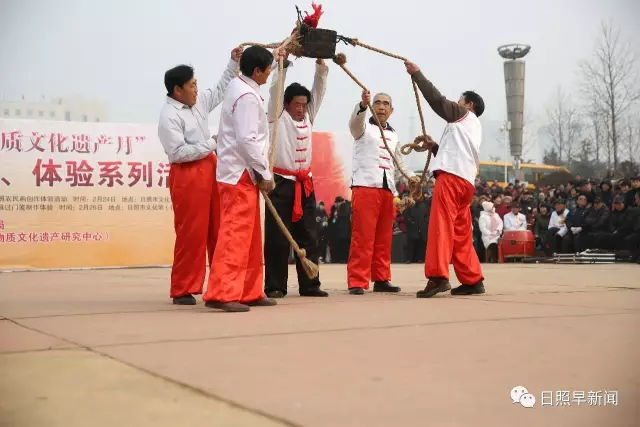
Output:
(610, 208), (632, 234)
(533, 212), (551, 237)
(566, 206), (587, 229)
(583, 205), (610, 232)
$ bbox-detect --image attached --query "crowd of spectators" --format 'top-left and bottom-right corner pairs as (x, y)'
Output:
(313, 175), (640, 265)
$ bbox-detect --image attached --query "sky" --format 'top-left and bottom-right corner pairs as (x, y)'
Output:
(1, 0), (639, 169)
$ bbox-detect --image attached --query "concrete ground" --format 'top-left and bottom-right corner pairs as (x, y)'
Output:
(0, 263), (638, 427)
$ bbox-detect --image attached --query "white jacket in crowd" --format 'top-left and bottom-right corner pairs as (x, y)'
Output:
(478, 201), (503, 248)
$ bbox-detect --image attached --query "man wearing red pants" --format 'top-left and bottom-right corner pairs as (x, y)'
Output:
(404, 61), (486, 298)
(347, 89), (417, 295)
(158, 46), (241, 305)
(203, 45), (284, 312)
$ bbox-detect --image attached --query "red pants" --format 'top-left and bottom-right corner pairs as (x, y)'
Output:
(168, 153), (219, 298)
(347, 187), (394, 289)
(203, 171), (265, 304)
(425, 171), (483, 284)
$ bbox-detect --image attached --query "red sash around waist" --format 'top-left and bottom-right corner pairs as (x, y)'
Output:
(273, 167), (312, 223)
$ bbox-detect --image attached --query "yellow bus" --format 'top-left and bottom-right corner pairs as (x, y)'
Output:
(412, 161), (570, 188)
(477, 161), (570, 187)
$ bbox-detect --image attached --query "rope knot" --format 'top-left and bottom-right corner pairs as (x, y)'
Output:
(400, 134), (436, 155)
(333, 52), (347, 66)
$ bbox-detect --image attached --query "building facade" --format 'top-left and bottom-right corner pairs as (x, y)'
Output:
(0, 97), (107, 122)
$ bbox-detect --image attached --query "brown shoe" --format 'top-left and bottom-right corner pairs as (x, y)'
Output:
(204, 301), (250, 312)
(416, 278), (451, 298)
(246, 297), (277, 307)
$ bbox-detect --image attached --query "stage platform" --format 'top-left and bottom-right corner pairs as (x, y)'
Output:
(1, 263), (638, 427)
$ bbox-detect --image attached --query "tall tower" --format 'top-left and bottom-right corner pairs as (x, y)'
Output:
(497, 44), (531, 173)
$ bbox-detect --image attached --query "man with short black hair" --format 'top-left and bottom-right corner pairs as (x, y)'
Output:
(404, 60), (486, 298)
(263, 53), (329, 299)
(158, 47), (241, 305)
(203, 45), (284, 312)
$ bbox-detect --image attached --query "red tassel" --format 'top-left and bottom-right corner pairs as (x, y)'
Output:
(303, 2), (323, 28)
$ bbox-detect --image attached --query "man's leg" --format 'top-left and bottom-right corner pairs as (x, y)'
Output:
(371, 189), (399, 292)
(450, 182), (485, 293)
(168, 154), (214, 303)
(264, 176), (294, 297)
(293, 185), (327, 296)
(206, 155), (220, 268)
(419, 172), (460, 298)
(203, 172), (256, 312)
(347, 187), (380, 291)
(240, 186), (273, 306)
(424, 173), (457, 280)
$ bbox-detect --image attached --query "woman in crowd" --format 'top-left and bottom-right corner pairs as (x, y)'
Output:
(478, 201), (503, 263)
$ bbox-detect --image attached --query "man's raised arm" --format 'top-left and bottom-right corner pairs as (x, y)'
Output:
(404, 61), (467, 123)
(349, 90), (370, 140)
(201, 47), (242, 113)
(308, 59), (329, 124)
(267, 58), (292, 123)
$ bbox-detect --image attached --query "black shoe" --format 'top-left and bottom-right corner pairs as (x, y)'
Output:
(246, 297), (277, 307)
(172, 294), (196, 305)
(451, 282), (486, 295)
(300, 288), (329, 297)
(204, 301), (250, 312)
(416, 278), (451, 298)
(349, 287), (365, 295)
(373, 281), (401, 293)
(266, 290), (286, 298)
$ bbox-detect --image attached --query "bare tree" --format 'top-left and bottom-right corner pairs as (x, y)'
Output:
(623, 117), (640, 165)
(579, 20), (640, 170)
(545, 86), (583, 167)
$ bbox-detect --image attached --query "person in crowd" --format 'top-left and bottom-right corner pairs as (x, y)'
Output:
(533, 203), (551, 254)
(478, 201), (503, 263)
(503, 202), (527, 231)
(561, 194), (588, 253)
(582, 196), (610, 249)
(548, 199), (569, 255)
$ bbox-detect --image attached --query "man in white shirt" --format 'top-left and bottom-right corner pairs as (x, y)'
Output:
(404, 61), (486, 298)
(158, 46), (241, 305)
(347, 89), (416, 295)
(264, 54), (330, 299)
(202, 45), (284, 312)
(503, 202), (528, 231)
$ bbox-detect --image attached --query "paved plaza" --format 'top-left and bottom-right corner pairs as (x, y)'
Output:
(0, 263), (638, 427)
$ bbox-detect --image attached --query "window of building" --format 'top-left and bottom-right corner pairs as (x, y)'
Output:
(3, 109), (8, 116)
(82, 114), (88, 122)
(38, 111), (44, 117)
(65, 111), (71, 121)
(96, 117), (100, 122)
(50, 111), (56, 118)
(15, 109), (21, 116)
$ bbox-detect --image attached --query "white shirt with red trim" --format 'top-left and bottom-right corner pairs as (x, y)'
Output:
(348, 103), (413, 196)
(430, 111), (482, 186)
(267, 62), (328, 180)
(216, 76), (272, 185)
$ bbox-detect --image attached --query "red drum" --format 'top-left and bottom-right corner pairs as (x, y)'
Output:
(499, 230), (535, 261)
